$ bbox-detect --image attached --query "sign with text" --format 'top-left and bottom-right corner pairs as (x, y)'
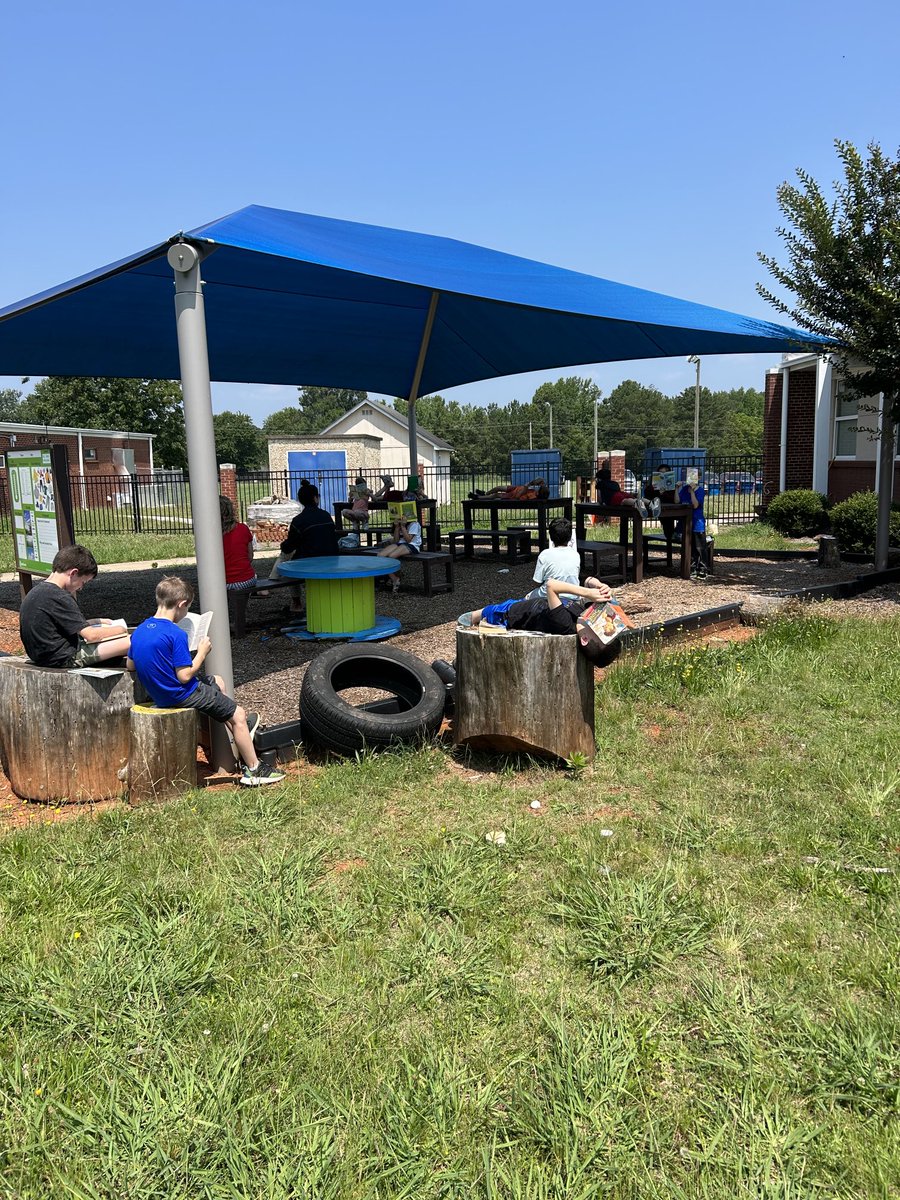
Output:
(8, 445), (74, 581)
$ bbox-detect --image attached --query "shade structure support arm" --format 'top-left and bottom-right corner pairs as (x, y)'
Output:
(406, 290), (440, 478)
(169, 242), (235, 773)
(875, 392), (896, 572)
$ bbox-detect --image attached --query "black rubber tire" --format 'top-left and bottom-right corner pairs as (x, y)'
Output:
(300, 643), (446, 756)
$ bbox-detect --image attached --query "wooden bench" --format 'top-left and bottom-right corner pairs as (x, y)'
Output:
(643, 532), (715, 574)
(228, 577), (297, 637)
(395, 550), (454, 595)
(576, 539), (629, 584)
(448, 528), (531, 563)
(355, 548), (455, 595)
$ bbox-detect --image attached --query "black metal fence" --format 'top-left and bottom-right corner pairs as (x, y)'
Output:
(0, 454), (769, 541)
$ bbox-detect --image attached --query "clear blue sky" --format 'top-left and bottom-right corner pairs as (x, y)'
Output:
(2, 0), (897, 422)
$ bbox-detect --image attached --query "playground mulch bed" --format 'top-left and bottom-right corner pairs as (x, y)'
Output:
(3, 551), (894, 729)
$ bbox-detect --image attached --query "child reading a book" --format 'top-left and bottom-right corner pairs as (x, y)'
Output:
(375, 504), (422, 590)
(19, 544), (131, 668)
(128, 575), (284, 787)
(457, 577), (621, 665)
(341, 476), (373, 531)
(678, 473), (710, 578)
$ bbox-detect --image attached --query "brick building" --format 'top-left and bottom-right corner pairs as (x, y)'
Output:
(0, 422), (154, 476)
(763, 354), (899, 504)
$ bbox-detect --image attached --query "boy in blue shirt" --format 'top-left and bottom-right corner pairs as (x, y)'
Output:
(128, 575), (283, 787)
(678, 476), (709, 578)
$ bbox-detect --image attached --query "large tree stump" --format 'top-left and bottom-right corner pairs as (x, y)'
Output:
(453, 629), (596, 760)
(128, 704), (198, 804)
(0, 658), (134, 802)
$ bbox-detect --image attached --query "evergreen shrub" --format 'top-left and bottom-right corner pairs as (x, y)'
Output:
(829, 490), (900, 555)
(765, 489), (829, 537)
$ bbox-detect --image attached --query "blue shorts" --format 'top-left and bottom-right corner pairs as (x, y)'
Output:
(480, 599), (517, 627)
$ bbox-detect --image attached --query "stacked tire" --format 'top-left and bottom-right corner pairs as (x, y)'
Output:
(300, 644), (446, 757)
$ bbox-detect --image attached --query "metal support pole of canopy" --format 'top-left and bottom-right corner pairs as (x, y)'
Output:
(406, 291), (439, 478)
(168, 241), (235, 773)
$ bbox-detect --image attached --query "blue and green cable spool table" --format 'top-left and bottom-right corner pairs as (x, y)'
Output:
(276, 555), (401, 641)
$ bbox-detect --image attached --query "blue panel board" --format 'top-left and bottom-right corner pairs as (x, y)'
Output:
(510, 449), (562, 497)
(642, 447), (707, 484)
(287, 450), (347, 513)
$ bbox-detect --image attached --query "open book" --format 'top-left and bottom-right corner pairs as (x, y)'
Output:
(177, 610), (213, 652)
(580, 601), (635, 645)
(387, 499), (418, 523)
(651, 469), (677, 493)
(93, 618), (129, 642)
(685, 467), (700, 487)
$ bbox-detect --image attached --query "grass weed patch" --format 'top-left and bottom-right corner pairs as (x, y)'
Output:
(1, 613), (899, 1196)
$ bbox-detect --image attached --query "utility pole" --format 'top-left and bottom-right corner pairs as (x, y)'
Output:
(687, 355), (701, 447)
(528, 421), (532, 450)
(548, 404), (554, 449)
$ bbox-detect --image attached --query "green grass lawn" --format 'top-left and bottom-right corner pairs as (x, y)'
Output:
(0, 532), (198, 573)
(1, 612), (898, 1197)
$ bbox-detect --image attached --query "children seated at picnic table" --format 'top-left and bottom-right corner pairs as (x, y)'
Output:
(458, 576), (620, 665)
(128, 575), (284, 787)
(19, 543), (131, 668)
(526, 517), (580, 599)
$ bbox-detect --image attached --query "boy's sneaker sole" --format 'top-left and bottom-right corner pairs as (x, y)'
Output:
(240, 766), (285, 787)
(245, 711), (261, 740)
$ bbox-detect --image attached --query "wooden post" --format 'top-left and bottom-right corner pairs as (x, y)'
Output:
(453, 629), (596, 760)
(128, 704), (198, 804)
(0, 659), (133, 802)
(818, 535), (841, 568)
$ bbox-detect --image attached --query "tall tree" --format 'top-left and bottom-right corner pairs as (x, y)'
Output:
(0, 387), (23, 421)
(212, 411), (266, 471)
(295, 386), (367, 432)
(18, 377), (187, 467)
(758, 139), (900, 567)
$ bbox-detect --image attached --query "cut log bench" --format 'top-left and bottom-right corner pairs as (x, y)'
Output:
(453, 628), (596, 761)
(0, 658), (201, 804)
(0, 658), (135, 802)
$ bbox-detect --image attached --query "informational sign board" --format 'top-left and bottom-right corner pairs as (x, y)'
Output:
(7, 445), (75, 587)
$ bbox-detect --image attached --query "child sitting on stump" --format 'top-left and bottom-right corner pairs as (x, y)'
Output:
(19, 543), (132, 668)
(458, 577), (620, 665)
(127, 575), (283, 787)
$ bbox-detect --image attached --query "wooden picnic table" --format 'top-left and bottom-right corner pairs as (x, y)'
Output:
(575, 503), (645, 584)
(460, 495), (572, 555)
(575, 502), (693, 581)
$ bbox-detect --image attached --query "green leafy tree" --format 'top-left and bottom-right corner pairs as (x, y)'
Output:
(18, 377), (187, 467)
(262, 406), (307, 437)
(212, 411), (266, 471)
(296, 386), (367, 432)
(0, 387), (23, 421)
(757, 138), (900, 567)
(260, 387), (368, 438)
(598, 381), (674, 468)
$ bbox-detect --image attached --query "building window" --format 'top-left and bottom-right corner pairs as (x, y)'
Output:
(84, 448), (97, 461)
(833, 382), (857, 457)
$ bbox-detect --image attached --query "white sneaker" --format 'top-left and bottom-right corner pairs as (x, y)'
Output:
(240, 761), (285, 787)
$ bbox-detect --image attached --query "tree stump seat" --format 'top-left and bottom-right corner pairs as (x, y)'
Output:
(128, 704), (198, 804)
(0, 657), (134, 802)
(453, 628), (596, 761)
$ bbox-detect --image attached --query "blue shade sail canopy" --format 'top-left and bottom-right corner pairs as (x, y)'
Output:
(0, 204), (823, 393)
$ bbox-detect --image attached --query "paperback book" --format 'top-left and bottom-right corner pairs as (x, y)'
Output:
(580, 601), (635, 645)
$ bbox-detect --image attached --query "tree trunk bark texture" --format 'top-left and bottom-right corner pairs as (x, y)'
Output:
(453, 629), (596, 761)
(128, 705), (198, 805)
(0, 658), (134, 802)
